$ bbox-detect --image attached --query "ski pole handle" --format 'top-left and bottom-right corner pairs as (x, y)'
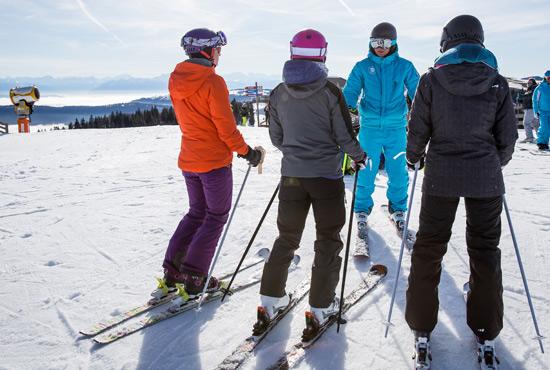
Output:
(256, 146), (266, 175)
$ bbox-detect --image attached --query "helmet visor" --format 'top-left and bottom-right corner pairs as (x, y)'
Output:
(370, 38), (395, 49)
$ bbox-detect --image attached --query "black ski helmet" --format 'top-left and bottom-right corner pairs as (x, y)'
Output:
(440, 15), (484, 52)
(371, 22), (397, 40)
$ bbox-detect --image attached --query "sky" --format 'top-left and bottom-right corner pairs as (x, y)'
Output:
(1, 0), (550, 81)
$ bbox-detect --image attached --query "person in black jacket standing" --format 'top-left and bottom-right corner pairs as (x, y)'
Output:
(404, 15), (518, 368)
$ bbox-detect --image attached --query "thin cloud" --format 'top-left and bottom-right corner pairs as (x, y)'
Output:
(75, 0), (125, 45)
(337, 0), (355, 16)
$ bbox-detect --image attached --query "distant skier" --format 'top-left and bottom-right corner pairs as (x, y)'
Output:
(533, 70), (550, 151)
(405, 15), (518, 368)
(520, 78), (538, 143)
(257, 29), (366, 335)
(154, 28), (263, 299)
(342, 22), (419, 245)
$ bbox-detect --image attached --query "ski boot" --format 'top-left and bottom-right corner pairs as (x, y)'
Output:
(302, 297), (340, 342)
(413, 332), (432, 370)
(537, 143), (550, 151)
(149, 270), (178, 303)
(253, 294), (290, 335)
(388, 204), (406, 233)
(388, 203), (416, 247)
(478, 339), (499, 369)
(176, 269), (221, 298)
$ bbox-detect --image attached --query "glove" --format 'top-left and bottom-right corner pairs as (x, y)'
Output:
(406, 155), (425, 171)
(348, 106), (358, 116)
(351, 153), (368, 171)
(238, 145), (263, 167)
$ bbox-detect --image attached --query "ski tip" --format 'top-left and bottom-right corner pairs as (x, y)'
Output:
(256, 247), (271, 260)
(370, 264), (388, 277)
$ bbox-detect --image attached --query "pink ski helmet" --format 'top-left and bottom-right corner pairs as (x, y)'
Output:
(290, 29), (328, 62)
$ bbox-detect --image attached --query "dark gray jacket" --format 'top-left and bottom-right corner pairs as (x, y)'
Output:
(407, 61), (518, 198)
(268, 60), (365, 178)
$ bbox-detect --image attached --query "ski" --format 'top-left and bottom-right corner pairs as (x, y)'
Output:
(267, 264), (387, 370)
(214, 279), (311, 370)
(93, 253), (301, 344)
(80, 248), (270, 337)
(353, 236), (369, 259)
(93, 279), (258, 344)
(463, 282), (500, 370)
(381, 204), (416, 249)
(529, 149), (550, 156)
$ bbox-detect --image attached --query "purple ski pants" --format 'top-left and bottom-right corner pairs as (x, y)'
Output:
(163, 165), (232, 276)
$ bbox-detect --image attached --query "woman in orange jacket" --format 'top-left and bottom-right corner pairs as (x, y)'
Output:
(157, 28), (263, 298)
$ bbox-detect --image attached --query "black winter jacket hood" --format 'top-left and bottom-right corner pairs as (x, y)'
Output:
(433, 63), (498, 97)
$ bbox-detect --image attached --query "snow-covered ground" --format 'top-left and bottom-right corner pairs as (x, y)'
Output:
(0, 126), (548, 370)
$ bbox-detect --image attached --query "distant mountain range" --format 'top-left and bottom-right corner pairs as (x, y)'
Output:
(0, 72), (282, 97)
(0, 94), (263, 125)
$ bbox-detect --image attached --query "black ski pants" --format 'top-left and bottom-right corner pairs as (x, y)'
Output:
(405, 194), (504, 341)
(260, 176), (345, 308)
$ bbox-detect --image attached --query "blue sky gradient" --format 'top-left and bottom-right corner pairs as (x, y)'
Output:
(1, 0), (549, 80)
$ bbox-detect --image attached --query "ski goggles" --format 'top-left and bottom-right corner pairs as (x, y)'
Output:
(181, 31), (228, 50)
(370, 38), (396, 49)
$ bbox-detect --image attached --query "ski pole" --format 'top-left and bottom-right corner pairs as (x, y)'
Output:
(384, 161), (419, 338)
(337, 168), (360, 333)
(197, 165), (252, 310)
(503, 196), (545, 353)
(221, 183), (280, 302)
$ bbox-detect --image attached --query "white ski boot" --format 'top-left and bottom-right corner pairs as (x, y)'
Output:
(259, 294), (290, 319)
(303, 297), (340, 342)
(309, 296), (340, 325)
(413, 333), (432, 369)
(389, 209), (406, 231)
(478, 339), (499, 369)
(253, 294), (291, 335)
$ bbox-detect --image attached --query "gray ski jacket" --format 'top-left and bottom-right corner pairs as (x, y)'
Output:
(268, 60), (365, 178)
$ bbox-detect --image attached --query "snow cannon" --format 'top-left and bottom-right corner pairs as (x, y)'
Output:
(10, 86), (40, 105)
(9, 86), (40, 133)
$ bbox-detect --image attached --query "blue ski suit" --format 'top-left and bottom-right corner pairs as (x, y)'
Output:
(533, 79), (550, 146)
(343, 50), (419, 214)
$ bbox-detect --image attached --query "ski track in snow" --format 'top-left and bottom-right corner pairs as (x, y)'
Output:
(0, 127), (548, 370)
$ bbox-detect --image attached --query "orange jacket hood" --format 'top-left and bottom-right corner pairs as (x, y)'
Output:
(169, 61), (215, 99)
